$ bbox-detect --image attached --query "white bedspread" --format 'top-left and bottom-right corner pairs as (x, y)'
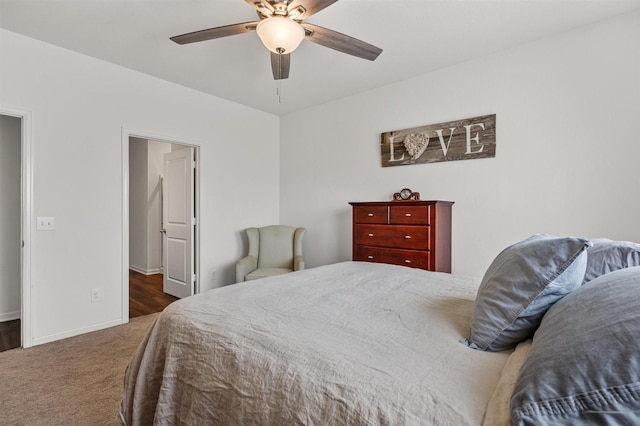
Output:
(120, 262), (511, 425)
(483, 339), (532, 425)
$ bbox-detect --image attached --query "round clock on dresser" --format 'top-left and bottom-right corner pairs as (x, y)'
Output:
(393, 188), (420, 201)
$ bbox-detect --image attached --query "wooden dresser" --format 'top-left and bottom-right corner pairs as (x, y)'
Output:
(349, 200), (454, 272)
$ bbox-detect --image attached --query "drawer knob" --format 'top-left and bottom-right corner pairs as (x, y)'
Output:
(404, 235), (412, 239)
(404, 259), (411, 264)
(368, 233), (374, 237)
(405, 213), (412, 217)
(367, 213), (374, 217)
(367, 255), (374, 259)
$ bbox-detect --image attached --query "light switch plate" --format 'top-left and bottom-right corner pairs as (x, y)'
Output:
(37, 216), (55, 231)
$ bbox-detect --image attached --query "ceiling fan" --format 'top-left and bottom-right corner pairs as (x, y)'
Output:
(170, 0), (382, 80)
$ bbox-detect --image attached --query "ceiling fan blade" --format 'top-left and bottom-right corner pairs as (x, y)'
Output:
(170, 22), (258, 45)
(288, 0), (339, 20)
(270, 52), (291, 80)
(302, 23), (382, 61)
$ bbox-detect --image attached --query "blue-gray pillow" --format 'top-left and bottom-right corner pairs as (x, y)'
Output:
(462, 234), (591, 352)
(511, 266), (640, 425)
(583, 238), (640, 283)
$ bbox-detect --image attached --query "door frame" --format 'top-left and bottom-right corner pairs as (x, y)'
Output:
(1, 106), (33, 348)
(121, 127), (201, 323)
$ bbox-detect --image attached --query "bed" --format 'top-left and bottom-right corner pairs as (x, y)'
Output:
(120, 236), (640, 426)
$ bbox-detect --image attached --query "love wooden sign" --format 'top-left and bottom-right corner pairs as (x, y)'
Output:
(381, 114), (496, 167)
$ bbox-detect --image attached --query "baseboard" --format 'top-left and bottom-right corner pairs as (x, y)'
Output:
(31, 317), (124, 347)
(0, 310), (20, 322)
(129, 266), (162, 275)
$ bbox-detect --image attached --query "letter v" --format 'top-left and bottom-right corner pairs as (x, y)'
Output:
(435, 128), (456, 157)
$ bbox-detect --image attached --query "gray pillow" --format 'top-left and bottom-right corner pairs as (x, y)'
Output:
(583, 238), (640, 283)
(511, 266), (640, 425)
(462, 234), (591, 352)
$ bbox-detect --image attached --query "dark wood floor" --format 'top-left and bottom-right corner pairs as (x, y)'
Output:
(129, 270), (179, 318)
(0, 271), (178, 352)
(0, 319), (20, 353)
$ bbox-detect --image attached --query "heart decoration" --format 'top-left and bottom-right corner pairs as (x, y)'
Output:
(403, 132), (429, 160)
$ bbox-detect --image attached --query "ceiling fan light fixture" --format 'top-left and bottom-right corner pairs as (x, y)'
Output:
(256, 16), (305, 54)
(253, 2), (274, 18)
(287, 5), (307, 20)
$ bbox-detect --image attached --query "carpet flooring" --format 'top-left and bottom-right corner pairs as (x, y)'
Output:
(0, 313), (158, 425)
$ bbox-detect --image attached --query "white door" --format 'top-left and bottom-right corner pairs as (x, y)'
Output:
(162, 148), (195, 298)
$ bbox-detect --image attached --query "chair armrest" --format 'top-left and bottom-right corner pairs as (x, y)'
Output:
(293, 255), (305, 271)
(236, 255), (258, 283)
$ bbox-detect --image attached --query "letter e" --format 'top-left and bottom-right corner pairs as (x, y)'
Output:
(464, 123), (485, 154)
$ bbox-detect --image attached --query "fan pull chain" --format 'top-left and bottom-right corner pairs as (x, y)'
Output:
(276, 49), (283, 103)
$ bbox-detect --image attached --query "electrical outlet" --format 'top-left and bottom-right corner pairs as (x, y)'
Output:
(37, 216), (55, 231)
(90, 288), (102, 303)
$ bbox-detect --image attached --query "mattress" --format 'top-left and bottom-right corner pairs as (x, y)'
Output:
(120, 261), (513, 425)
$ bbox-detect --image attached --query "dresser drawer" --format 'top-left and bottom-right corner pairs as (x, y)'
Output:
(389, 205), (430, 225)
(354, 206), (388, 224)
(354, 246), (431, 269)
(354, 224), (431, 250)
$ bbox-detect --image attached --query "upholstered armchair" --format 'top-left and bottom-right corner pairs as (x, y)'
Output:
(235, 225), (306, 282)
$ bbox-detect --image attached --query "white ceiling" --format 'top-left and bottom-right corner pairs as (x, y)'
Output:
(1, 0), (639, 116)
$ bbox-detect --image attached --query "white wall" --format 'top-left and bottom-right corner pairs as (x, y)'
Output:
(128, 137), (171, 275)
(280, 10), (640, 277)
(0, 114), (21, 321)
(0, 29), (280, 345)
(146, 140), (171, 274)
(128, 137), (148, 273)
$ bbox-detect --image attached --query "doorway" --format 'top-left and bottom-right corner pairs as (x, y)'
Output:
(0, 107), (32, 350)
(123, 130), (200, 321)
(0, 115), (21, 351)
